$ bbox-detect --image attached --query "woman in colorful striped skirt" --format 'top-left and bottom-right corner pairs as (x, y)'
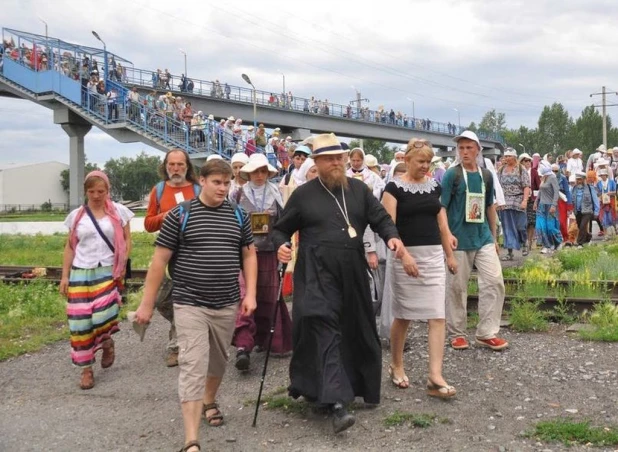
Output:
(60, 171), (133, 390)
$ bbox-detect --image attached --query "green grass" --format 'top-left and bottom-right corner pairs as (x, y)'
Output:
(579, 301), (618, 342)
(508, 299), (549, 332)
(0, 283), (142, 361)
(384, 411), (436, 428)
(531, 419), (618, 446)
(0, 232), (156, 269)
(0, 211), (146, 222)
(244, 387), (308, 415)
(467, 311), (479, 329)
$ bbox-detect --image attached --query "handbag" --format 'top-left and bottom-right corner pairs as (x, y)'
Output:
(84, 206), (131, 278)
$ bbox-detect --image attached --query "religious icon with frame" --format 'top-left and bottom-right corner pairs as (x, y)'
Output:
(250, 212), (270, 234)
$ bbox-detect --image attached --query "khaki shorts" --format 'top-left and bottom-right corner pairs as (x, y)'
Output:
(174, 303), (237, 402)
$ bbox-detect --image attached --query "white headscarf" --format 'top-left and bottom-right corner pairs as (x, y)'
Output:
(244, 181), (284, 210)
(295, 157), (317, 186)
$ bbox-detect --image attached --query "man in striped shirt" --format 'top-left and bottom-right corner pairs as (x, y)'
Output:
(136, 159), (257, 452)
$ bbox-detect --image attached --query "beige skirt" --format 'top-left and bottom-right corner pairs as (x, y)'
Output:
(389, 245), (445, 320)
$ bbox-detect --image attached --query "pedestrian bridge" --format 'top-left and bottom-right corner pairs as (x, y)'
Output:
(0, 27), (504, 207)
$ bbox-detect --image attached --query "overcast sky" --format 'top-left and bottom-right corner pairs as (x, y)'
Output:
(2, 0), (617, 166)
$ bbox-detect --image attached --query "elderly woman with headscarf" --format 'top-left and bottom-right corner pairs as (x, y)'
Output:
(232, 154), (292, 371)
(596, 168), (616, 235)
(497, 149), (531, 260)
(60, 171), (134, 390)
(533, 166), (562, 254)
(572, 171), (600, 247)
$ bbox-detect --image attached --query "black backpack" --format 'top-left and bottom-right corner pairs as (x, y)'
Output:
(450, 165), (493, 199)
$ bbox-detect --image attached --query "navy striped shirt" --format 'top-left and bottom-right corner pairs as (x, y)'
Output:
(156, 198), (253, 309)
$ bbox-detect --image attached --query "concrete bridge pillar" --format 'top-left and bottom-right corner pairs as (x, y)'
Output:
(55, 108), (92, 210)
(286, 128), (311, 142)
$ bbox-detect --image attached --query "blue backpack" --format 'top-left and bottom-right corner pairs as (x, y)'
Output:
(155, 181), (201, 214)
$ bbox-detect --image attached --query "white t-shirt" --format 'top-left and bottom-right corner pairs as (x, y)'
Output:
(64, 202), (134, 269)
(566, 158), (583, 175)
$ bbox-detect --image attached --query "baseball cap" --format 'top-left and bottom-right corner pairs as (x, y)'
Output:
(453, 130), (481, 149)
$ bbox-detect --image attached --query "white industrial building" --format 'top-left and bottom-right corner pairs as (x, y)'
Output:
(0, 161), (69, 210)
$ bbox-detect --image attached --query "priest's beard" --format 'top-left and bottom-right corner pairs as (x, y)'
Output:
(319, 166), (349, 190)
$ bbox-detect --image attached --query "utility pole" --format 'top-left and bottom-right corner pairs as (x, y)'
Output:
(350, 87), (369, 148)
(590, 86), (618, 149)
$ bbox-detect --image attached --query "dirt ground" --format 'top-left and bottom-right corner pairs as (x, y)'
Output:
(2, 301), (618, 452)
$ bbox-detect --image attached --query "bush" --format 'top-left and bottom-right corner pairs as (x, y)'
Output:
(508, 298), (549, 332)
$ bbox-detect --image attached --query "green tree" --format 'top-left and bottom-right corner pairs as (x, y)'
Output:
(570, 105), (605, 160)
(60, 160), (100, 192)
(348, 139), (394, 164)
(104, 152), (161, 201)
(467, 122), (478, 132)
(478, 109), (507, 135)
(536, 103), (573, 155)
(503, 126), (537, 154)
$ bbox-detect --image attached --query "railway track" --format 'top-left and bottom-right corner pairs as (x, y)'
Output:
(0, 265), (147, 289)
(2, 266), (617, 311)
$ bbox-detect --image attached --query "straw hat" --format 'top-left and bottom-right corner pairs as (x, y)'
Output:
(311, 133), (349, 157)
(239, 153), (278, 180)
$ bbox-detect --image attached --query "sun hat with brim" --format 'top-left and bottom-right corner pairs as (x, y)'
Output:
(431, 155), (442, 164)
(572, 148), (582, 155)
(365, 154), (379, 168)
(503, 148), (517, 157)
(518, 152), (532, 162)
(301, 136), (315, 146)
(293, 145), (312, 156)
(311, 133), (349, 157)
(453, 130), (481, 149)
(239, 153), (278, 180)
(539, 166), (553, 176)
(598, 169), (609, 176)
(231, 152), (249, 165)
(575, 171), (587, 179)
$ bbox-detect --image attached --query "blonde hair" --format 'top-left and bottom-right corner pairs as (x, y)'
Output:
(405, 138), (434, 160)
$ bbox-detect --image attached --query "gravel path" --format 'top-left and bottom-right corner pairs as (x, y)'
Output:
(2, 308), (618, 452)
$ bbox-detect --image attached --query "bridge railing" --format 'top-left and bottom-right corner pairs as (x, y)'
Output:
(121, 67), (506, 144)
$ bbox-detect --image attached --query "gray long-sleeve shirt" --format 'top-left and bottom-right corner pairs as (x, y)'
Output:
(537, 175), (560, 207)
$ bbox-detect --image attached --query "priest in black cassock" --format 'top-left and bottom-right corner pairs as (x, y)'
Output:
(272, 133), (405, 434)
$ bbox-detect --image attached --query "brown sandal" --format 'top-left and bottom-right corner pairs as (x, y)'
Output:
(178, 440), (200, 452)
(101, 339), (115, 369)
(426, 379), (456, 399)
(80, 367), (94, 390)
(202, 402), (224, 427)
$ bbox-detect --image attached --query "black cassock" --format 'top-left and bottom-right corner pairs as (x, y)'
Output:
(272, 177), (399, 405)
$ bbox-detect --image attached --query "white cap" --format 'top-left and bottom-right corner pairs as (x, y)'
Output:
(206, 154), (223, 162)
(453, 130), (481, 150)
(572, 148), (582, 155)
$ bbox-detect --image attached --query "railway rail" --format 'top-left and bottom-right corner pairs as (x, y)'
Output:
(2, 266), (617, 312)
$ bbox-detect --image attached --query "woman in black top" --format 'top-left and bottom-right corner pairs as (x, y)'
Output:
(382, 138), (458, 398)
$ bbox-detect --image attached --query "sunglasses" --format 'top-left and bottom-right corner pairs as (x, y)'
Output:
(411, 139), (432, 148)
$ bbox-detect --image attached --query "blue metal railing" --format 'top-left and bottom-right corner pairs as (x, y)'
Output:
(2, 26), (506, 146)
(122, 66), (506, 144)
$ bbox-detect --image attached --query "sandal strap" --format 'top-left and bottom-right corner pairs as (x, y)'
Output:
(202, 402), (218, 412)
(179, 440), (200, 452)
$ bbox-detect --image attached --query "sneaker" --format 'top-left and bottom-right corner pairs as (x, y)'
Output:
(521, 245), (529, 256)
(450, 337), (469, 350)
(540, 247), (550, 254)
(165, 349), (179, 368)
(235, 349), (250, 371)
(475, 337), (509, 351)
(331, 403), (355, 434)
